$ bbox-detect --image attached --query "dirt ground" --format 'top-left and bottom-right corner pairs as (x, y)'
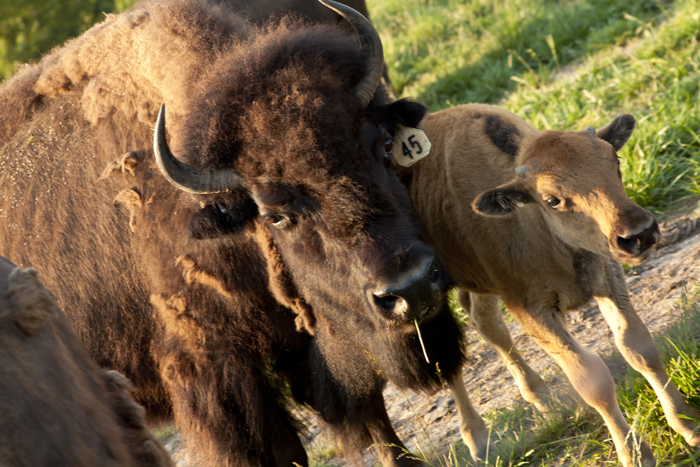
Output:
(164, 213), (700, 466)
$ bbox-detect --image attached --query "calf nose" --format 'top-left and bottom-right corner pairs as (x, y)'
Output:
(616, 220), (660, 256)
(372, 257), (442, 323)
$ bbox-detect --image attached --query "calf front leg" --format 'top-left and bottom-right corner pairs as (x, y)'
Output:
(596, 262), (700, 446)
(509, 303), (656, 467)
(447, 371), (490, 462)
(461, 290), (553, 413)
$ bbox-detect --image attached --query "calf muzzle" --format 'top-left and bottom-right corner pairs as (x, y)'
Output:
(614, 218), (660, 259)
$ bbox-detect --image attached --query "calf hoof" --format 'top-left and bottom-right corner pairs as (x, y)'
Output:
(620, 441), (656, 467)
(686, 430), (700, 447)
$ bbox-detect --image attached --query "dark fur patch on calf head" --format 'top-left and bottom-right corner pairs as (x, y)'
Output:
(485, 114), (521, 159)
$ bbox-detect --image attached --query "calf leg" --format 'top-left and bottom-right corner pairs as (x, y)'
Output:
(509, 304), (655, 467)
(461, 290), (553, 412)
(447, 372), (490, 462)
(595, 263), (700, 446)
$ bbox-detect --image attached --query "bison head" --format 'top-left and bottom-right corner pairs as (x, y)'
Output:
(148, 0), (462, 391)
(473, 114), (660, 266)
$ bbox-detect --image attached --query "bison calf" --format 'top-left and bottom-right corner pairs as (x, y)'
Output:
(0, 256), (173, 467)
(399, 104), (700, 466)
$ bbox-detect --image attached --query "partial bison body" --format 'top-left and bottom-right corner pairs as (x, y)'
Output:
(0, 256), (172, 467)
(228, 0), (396, 95)
(400, 103), (700, 466)
(229, 0), (371, 25)
(0, 1), (464, 466)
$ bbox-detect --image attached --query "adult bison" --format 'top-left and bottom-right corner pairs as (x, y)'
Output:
(0, 1), (465, 466)
(397, 103), (700, 466)
(0, 256), (173, 467)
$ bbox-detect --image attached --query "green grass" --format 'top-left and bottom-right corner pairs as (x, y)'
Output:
(366, 2), (700, 464)
(396, 288), (700, 467)
(371, 0), (700, 213)
(371, 0), (672, 108)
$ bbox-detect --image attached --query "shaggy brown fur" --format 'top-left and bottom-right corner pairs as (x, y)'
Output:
(227, 0), (396, 95)
(0, 256), (172, 467)
(0, 1), (463, 466)
(400, 103), (700, 466)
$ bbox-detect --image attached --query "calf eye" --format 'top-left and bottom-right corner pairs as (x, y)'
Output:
(262, 212), (289, 228)
(546, 196), (561, 209)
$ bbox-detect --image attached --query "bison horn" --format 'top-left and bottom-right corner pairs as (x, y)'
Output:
(514, 165), (527, 178)
(153, 104), (243, 194)
(585, 126), (596, 135)
(319, 0), (383, 108)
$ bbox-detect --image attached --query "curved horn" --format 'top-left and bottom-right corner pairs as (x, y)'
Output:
(514, 165), (527, 178)
(319, 0), (383, 107)
(153, 104), (243, 194)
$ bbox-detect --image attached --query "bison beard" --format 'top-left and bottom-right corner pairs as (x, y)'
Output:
(0, 1), (464, 466)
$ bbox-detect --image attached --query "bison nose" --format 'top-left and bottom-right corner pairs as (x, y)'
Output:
(616, 220), (660, 256)
(372, 257), (442, 323)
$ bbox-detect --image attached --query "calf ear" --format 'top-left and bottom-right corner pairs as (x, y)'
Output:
(473, 180), (530, 216)
(597, 114), (635, 151)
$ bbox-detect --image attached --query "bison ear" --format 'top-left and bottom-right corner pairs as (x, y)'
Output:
(596, 114), (635, 151)
(472, 180), (530, 216)
(376, 98), (428, 131)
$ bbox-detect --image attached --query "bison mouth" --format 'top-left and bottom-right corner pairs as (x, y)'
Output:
(369, 257), (450, 327)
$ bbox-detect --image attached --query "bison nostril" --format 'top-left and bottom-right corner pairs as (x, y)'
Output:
(617, 235), (641, 254)
(373, 293), (408, 315)
(374, 294), (398, 310)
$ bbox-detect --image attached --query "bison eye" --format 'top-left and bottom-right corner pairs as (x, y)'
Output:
(216, 201), (228, 214)
(384, 135), (394, 154)
(262, 212), (289, 228)
(545, 196), (561, 209)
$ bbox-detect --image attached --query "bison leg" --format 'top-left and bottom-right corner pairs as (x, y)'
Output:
(162, 355), (307, 467)
(508, 302), (656, 467)
(595, 262), (700, 447)
(361, 391), (426, 467)
(460, 290), (553, 412)
(447, 372), (490, 462)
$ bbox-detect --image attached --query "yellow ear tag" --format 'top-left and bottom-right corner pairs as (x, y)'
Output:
(392, 124), (431, 167)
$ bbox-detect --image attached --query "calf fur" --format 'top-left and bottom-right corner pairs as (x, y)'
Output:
(400, 103), (700, 466)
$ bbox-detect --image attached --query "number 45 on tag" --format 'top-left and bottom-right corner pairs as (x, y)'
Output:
(392, 124), (431, 167)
